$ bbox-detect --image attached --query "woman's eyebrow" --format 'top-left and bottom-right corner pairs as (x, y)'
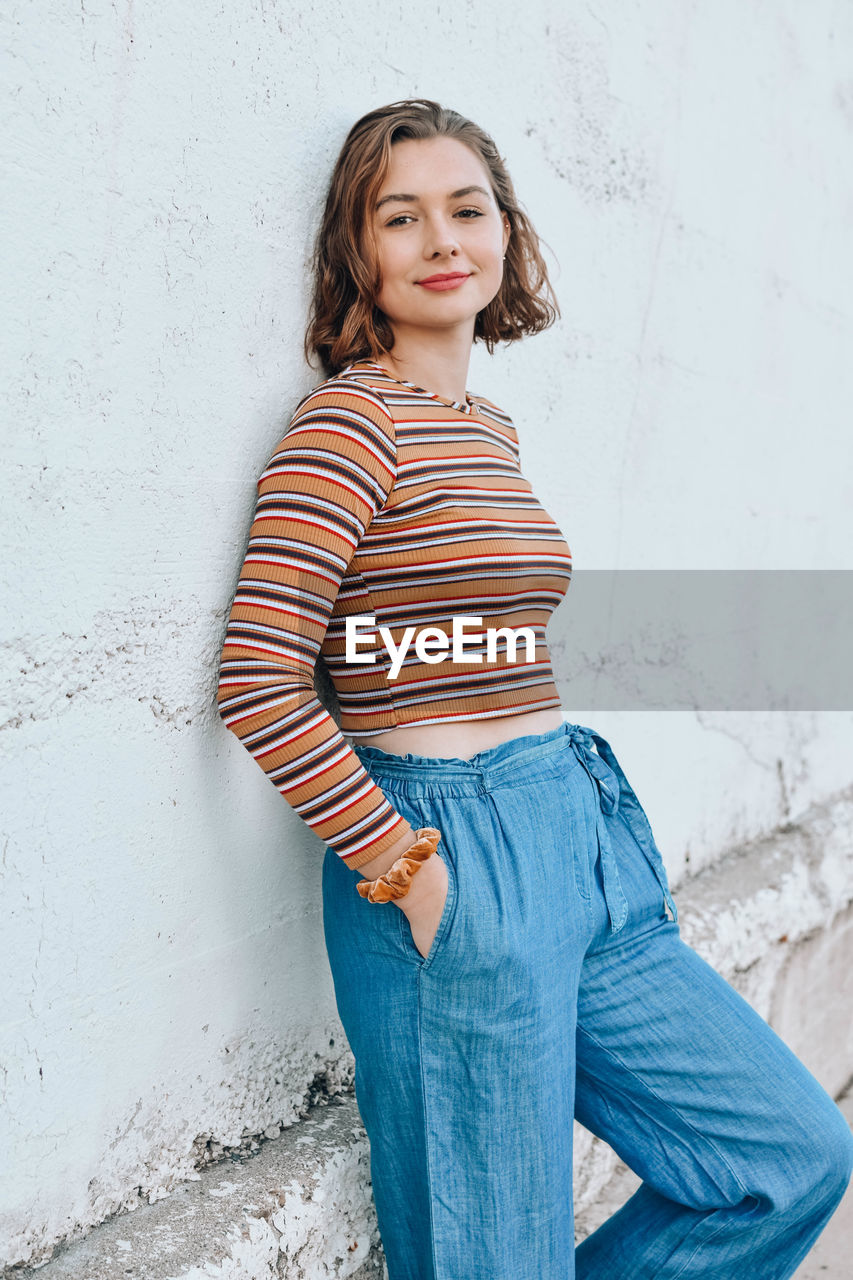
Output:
(375, 184), (491, 211)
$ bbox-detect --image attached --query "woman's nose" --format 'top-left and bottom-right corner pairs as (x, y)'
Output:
(423, 218), (461, 258)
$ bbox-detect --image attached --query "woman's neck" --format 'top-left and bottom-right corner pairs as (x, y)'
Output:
(376, 331), (473, 406)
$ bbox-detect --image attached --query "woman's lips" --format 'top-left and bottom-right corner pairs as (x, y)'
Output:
(416, 274), (471, 291)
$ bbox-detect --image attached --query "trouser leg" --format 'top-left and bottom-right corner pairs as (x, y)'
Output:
(573, 795), (853, 1280)
(322, 845), (438, 1280)
(322, 765), (593, 1280)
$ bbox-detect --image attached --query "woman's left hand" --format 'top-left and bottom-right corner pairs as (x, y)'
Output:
(396, 853), (449, 959)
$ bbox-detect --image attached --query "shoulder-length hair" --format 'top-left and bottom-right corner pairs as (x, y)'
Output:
(304, 99), (560, 378)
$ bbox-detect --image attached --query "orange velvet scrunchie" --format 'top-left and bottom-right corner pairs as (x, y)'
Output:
(356, 828), (442, 902)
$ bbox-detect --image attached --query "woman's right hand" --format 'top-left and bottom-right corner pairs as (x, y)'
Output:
(396, 853), (449, 959)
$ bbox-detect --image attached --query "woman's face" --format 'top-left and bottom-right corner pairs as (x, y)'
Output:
(369, 136), (511, 344)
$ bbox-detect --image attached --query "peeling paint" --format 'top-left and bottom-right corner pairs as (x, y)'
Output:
(9, 1097), (384, 1280)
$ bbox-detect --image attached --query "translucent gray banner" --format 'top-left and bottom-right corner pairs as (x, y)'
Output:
(546, 570), (853, 710)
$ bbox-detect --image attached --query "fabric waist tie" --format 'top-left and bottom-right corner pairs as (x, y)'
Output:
(563, 724), (678, 934)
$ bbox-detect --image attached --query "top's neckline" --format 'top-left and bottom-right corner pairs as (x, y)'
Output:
(351, 360), (480, 416)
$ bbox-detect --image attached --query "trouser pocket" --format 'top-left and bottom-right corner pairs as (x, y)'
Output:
(397, 849), (458, 971)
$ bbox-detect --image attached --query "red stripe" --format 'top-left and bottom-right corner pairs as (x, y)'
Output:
(308, 783), (381, 824)
(230, 602), (326, 624)
(252, 512), (358, 540)
(344, 697), (558, 723)
(260, 467), (378, 506)
(340, 813), (410, 860)
(241, 559), (342, 587)
(267, 435), (394, 482)
(217, 697), (300, 727)
(277, 754), (362, 790)
(220, 640), (314, 662)
(256, 717), (329, 759)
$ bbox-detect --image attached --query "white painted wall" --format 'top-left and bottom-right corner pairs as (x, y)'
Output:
(2, 0), (852, 1268)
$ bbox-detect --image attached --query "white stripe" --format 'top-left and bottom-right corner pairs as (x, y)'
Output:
(266, 424), (393, 477)
(234, 582), (330, 609)
(333, 812), (406, 857)
(232, 600), (329, 628)
(246, 535), (351, 563)
(244, 706), (330, 755)
(291, 775), (376, 822)
(343, 696), (558, 737)
(366, 552), (573, 576)
(276, 737), (353, 786)
(253, 509), (359, 540)
(337, 664), (553, 698)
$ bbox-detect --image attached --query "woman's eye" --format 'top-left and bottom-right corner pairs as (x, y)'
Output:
(385, 208), (485, 228)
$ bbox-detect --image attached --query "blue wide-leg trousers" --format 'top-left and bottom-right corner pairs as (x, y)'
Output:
(322, 721), (853, 1279)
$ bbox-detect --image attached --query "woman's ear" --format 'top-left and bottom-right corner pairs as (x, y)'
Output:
(502, 219), (511, 256)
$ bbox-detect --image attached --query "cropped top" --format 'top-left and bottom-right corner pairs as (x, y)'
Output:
(217, 360), (572, 870)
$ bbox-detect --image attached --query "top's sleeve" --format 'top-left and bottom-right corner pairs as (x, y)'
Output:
(216, 378), (416, 871)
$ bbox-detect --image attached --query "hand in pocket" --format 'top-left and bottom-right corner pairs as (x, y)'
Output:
(398, 852), (450, 959)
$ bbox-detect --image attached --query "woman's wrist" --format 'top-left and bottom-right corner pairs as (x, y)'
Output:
(353, 824), (418, 881)
(354, 827), (443, 908)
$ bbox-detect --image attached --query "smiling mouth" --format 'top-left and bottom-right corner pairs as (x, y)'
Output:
(416, 273), (472, 291)
(418, 273), (471, 284)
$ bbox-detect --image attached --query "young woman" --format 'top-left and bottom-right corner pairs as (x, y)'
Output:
(217, 99), (852, 1280)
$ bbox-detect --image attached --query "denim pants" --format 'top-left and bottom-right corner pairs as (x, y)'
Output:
(322, 721), (853, 1279)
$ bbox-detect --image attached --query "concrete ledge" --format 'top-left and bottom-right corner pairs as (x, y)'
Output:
(12, 1097), (385, 1280)
(16, 787), (853, 1278)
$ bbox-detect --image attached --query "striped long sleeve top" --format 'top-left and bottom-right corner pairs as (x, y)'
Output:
(217, 360), (572, 871)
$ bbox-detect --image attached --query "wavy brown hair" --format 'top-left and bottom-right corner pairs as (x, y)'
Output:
(304, 99), (560, 378)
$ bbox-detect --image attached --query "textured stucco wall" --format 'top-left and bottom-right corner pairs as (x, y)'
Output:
(2, 0), (852, 1270)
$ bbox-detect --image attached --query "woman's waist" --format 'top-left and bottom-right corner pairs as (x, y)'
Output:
(347, 705), (564, 762)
